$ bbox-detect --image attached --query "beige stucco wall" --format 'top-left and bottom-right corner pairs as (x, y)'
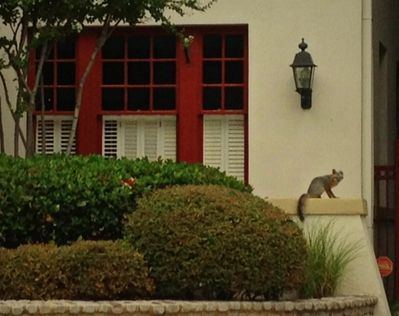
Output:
(0, 26), (26, 157)
(169, 0), (366, 200)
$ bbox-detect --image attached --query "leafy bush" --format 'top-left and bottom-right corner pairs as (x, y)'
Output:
(299, 221), (363, 298)
(0, 154), (250, 247)
(124, 185), (307, 300)
(0, 240), (154, 300)
(115, 157), (252, 193)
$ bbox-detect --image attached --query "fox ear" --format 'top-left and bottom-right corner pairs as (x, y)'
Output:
(332, 169), (337, 174)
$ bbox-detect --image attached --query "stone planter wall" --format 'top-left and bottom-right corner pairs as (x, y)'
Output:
(0, 296), (378, 315)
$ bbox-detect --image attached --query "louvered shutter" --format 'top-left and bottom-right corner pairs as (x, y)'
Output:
(161, 119), (177, 160)
(226, 117), (245, 180)
(60, 119), (76, 153)
(143, 120), (158, 161)
(203, 115), (245, 181)
(123, 121), (138, 159)
(103, 120), (118, 158)
(103, 116), (176, 161)
(203, 118), (223, 168)
(36, 119), (55, 153)
(36, 116), (75, 154)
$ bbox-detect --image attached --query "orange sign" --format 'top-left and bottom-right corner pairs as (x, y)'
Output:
(377, 256), (393, 277)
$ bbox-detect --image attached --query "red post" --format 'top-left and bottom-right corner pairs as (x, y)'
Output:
(177, 30), (203, 163)
(76, 30), (102, 155)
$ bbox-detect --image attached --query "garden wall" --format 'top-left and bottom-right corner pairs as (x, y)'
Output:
(0, 296), (378, 315)
(267, 198), (390, 316)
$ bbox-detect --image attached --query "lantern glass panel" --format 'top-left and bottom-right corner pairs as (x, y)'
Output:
(294, 66), (313, 89)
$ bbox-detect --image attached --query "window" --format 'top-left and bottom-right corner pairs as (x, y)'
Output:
(31, 26), (248, 181)
(201, 32), (246, 180)
(35, 37), (76, 112)
(202, 34), (245, 111)
(34, 38), (76, 154)
(101, 35), (176, 112)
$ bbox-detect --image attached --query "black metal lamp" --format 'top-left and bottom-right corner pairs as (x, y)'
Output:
(290, 38), (317, 109)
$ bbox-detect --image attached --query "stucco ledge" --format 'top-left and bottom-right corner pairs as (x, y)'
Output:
(266, 198), (367, 216)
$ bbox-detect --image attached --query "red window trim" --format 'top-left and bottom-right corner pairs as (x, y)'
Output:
(30, 24), (249, 182)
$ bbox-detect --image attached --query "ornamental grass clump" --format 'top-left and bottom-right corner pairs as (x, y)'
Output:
(299, 221), (363, 298)
(124, 184), (308, 300)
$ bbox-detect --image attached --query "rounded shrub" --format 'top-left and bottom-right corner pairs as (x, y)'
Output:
(0, 240), (154, 300)
(123, 185), (308, 300)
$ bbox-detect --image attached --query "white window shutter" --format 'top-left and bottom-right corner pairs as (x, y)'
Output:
(203, 118), (223, 169)
(36, 119), (55, 154)
(103, 119), (118, 158)
(36, 116), (75, 154)
(103, 116), (176, 161)
(203, 115), (245, 181)
(160, 119), (177, 160)
(124, 120), (138, 159)
(226, 117), (245, 180)
(60, 119), (76, 154)
(144, 120), (158, 161)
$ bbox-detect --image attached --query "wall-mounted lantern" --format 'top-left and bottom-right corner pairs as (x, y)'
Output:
(290, 38), (317, 109)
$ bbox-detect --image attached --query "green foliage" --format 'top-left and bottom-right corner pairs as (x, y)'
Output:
(0, 240), (154, 300)
(0, 154), (249, 247)
(299, 221), (363, 298)
(124, 185), (307, 300)
(0, 154), (134, 247)
(116, 156), (252, 194)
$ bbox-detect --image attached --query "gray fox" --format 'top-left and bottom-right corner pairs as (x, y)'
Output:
(297, 169), (344, 221)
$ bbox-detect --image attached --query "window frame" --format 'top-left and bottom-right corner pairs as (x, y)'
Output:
(99, 29), (179, 115)
(29, 25), (249, 182)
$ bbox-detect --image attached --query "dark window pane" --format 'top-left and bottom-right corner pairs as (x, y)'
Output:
(203, 87), (221, 110)
(154, 62), (175, 84)
(102, 37), (124, 59)
(225, 61), (243, 83)
(154, 36), (176, 58)
(153, 88), (175, 110)
(203, 61), (221, 83)
(103, 62), (124, 84)
(57, 88), (75, 111)
(57, 62), (75, 85)
(40, 62), (54, 85)
(57, 37), (75, 59)
(35, 88), (53, 111)
(203, 35), (222, 58)
(102, 88), (124, 111)
(128, 88), (150, 111)
(128, 62), (150, 84)
(128, 36), (150, 58)
(36, 46), (54, 60)
(225, 87), (243, 110)
(226, 35), (244, 58)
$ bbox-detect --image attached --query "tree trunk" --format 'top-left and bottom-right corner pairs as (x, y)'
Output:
(0, 97), (5, 153)
(25, 41), (49, 157)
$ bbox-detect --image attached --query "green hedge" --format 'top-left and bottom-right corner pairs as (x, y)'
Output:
(0, 154), (250, 247)
(124, 185), (307, 300)
(0, 240), (154, 300)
